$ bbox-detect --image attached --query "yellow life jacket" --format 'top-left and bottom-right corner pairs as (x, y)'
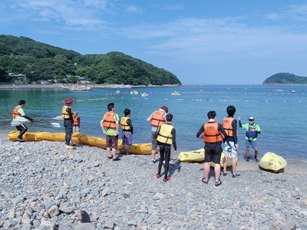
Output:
(12, 105), (21, 119)
(156, 123), (174, 145)
(62, 105), (72, 119)
(203, 122), (223, 143)
(102, 111), (117, 129)
(120, 116), (131, 131)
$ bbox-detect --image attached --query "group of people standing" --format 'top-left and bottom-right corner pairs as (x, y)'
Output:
(12, 98), (261, 186)
(148, 105), (261, 185)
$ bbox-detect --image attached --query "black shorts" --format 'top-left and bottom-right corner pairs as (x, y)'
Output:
(204, 143), (222, 164)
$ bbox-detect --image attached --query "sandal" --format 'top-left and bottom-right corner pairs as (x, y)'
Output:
(215, 180), (222, 187)
(155, 173), (160, 179)
(150, 159), (155, 164)
(232, 173), (240, 178)
(202, 178), (208, 184)
(222, 172), (227, 176)
(107, 155), (113, 159)
(163, 176), (171, 182)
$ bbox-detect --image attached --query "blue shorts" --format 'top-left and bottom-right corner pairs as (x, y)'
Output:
(122, 131), (133, 146)
(223, 142), (238, 158)
(245, 139), (257, 148)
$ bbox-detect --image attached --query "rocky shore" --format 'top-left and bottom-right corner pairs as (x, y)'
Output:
(0, 137), (306, 229)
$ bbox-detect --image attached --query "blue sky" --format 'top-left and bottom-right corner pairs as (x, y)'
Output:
(1, 0), (307, 85)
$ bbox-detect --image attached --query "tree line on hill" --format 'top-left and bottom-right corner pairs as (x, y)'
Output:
(0, 35), (181, 85)
(263, 73), (307, 85)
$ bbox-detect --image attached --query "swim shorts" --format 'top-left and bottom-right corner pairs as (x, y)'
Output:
(223, 141), (238, 158)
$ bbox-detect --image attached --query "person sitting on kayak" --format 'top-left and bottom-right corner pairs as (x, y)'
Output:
(238, 116), (261, 161)
(11, 100), (34, 142)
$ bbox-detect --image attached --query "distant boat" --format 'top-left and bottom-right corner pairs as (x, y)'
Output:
(291, 90), (296, 94)
(115, 90), (120, 95)
(141, 92), (149, 97)
(130, 90), (139, 95)
(171, 91), (180, 96)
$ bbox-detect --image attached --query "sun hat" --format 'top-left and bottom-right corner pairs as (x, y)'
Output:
(64, 98), (73, 104)
(249, 116), (254, 121)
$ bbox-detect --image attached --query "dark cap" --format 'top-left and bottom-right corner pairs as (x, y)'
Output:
(161, 106), (168, 113)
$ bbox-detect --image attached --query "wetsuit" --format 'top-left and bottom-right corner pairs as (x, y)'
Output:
(156, 124), (177, 180)
(62, 106), (73, 145)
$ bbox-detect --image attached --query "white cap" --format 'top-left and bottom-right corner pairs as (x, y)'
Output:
(249, 116), (254, 120)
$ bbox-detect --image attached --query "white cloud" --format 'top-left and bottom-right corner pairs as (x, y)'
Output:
(4, 0), (109, 28)
(118, 16), (307, 63)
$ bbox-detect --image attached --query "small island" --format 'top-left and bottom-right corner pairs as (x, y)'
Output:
(263, 73), (307, 85)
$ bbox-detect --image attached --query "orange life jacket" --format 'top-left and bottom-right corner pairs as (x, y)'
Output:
(150, 110), (165, 127)
(73, 115), (80, 126)
(102, 111), (117, 129)
(203, 122), (223, 143)
(222, 117), (238, 137)
(12, 105), (21, 119)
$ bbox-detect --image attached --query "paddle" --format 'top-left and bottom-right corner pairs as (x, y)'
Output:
(52, 115), (63, 120)
(35, 120), (61, 128)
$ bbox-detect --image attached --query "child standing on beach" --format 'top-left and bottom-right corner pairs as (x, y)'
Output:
(73, 112), (80, 133)
(155, 113), (177, 182)
(120, 108), (133, 155)
(100, 102), (120, 161)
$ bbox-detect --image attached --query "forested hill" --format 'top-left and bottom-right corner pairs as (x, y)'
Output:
(0, 35), (181, 85)
(263, 73), (307, 85)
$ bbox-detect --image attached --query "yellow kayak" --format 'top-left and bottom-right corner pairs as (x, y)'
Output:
(8, 131), (37, 141)
(178, 148), (232, 167)
(259, 152), (287, 172)
(8, 131), (151, 155)
(36, 132), (80, 144)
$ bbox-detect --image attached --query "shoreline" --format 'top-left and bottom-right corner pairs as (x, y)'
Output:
(0, 83), (181, 90)
(1, 133), (306, 174)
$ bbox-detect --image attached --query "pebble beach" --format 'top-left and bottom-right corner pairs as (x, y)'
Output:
(0, 136), (307, 230)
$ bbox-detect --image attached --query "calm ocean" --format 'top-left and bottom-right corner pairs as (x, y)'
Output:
(1, 85), (306, 160)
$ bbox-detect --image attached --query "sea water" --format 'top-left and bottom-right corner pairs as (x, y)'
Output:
(1, 85), (306, 160)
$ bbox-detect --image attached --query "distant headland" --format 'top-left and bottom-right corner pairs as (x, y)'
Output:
(0, 35), (181, 86)
(263, 73), (307, 85)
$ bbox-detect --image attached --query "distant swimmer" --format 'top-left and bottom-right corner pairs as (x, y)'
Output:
(120, 108), (133, 155)
(100, 102), (120, 161)
(238, 116), (261, 162)
(11, 100), (34, 142)
(222, 105), (239, 178)
(155, 113), (177, 182)
(62, 98), (75, 149)
(147, 106), (168, 164)
(196, 111), (226, 186)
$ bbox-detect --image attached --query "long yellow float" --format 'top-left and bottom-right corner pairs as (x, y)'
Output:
(8, 131), (151, 155)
